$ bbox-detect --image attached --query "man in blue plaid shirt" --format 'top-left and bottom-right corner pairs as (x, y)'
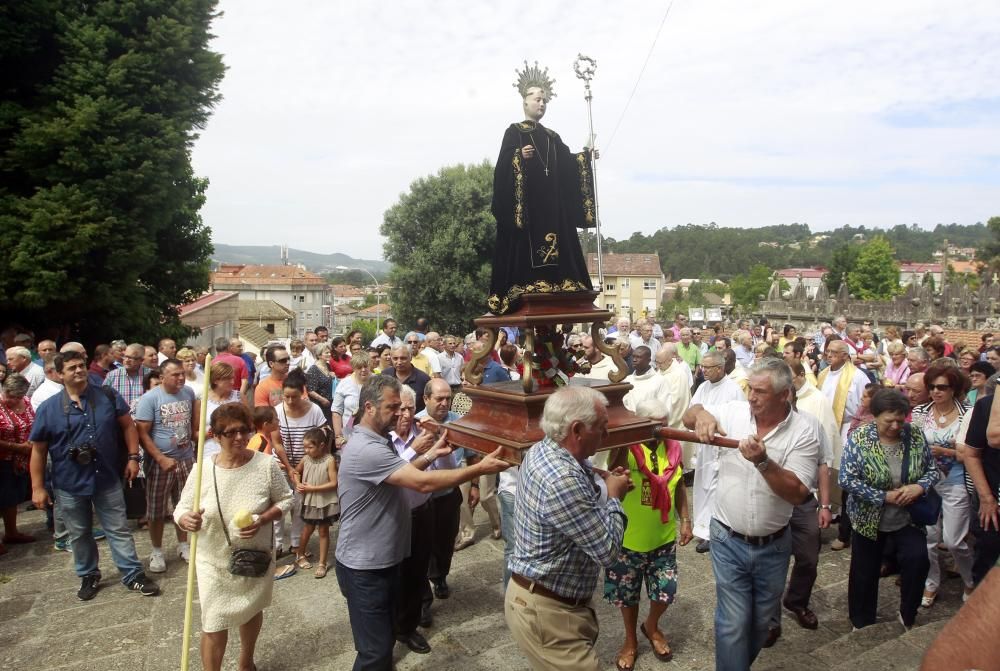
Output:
(505, 385), (631, 671)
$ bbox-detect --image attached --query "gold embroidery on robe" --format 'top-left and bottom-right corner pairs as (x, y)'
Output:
(513, 149), (525, 229)
(487, 278), (591, 315)
(538, 233), (559, 263)
(576, 152), (596, 226)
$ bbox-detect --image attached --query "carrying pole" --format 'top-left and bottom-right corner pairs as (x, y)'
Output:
(180, 354), (213, 670)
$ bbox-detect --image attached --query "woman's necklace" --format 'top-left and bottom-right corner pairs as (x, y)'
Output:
(933, 403), (955, 425)
(528, 131), (551, 176)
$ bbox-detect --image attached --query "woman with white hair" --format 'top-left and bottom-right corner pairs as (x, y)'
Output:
(603, 399), (692, 669)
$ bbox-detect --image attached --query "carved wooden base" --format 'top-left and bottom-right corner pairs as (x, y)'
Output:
(448, 292), (657, 464)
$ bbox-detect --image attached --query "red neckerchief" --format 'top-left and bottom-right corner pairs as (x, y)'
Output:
(628, 439), (682, 523)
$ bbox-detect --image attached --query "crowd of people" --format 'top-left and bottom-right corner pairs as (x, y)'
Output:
(2, 313), (1000, 671)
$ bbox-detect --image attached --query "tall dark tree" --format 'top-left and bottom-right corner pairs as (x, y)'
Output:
(0, 1), (225, 344)
(824, 243), (859, 294)
(381, 162), (495, 334)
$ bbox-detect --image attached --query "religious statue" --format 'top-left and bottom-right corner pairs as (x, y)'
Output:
(487, 61), (597, 315)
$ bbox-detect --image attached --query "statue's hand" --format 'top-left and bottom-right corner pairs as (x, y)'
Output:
(521, 144), (535, 159)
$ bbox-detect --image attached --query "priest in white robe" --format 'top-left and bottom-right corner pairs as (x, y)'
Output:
(689, 350), (746, 551)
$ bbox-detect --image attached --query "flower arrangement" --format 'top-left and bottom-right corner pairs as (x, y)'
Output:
(529, 325), (590, 388)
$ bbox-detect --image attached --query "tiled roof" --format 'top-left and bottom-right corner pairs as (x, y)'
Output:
(330, 285), (368, 297)
(899, 263), (942, 273)
(586, 253), (662, 277)
(237, 300), (295, 320)
(212, 264), (326, 286)
(238, 324), (273, 349)
(777, 267), (826, 279)
(358, 303), (391, 316)
(177, 291), (237, 316)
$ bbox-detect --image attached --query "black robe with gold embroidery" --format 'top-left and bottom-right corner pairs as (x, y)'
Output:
(488, 121), (596, 315)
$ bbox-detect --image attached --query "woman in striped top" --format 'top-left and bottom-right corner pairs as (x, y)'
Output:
(273, 369), (327, 556)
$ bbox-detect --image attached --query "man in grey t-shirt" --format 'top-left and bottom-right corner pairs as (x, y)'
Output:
(335, 376), (508, 666)
(134, 359), (196, 573)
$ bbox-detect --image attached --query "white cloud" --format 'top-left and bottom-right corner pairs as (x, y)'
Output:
(193, 0), (1000, 260)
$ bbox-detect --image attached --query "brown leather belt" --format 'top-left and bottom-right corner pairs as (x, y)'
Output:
(717, 520), (788, 547)
(511, 573), (590, 607)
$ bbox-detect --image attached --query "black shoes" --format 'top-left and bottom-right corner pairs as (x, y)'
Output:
(420, 603), (433, 628)
(695, 539), (711, 554)
(396, 630), (431, 654)
(432, 579), (450, 599)
(126, 572), (161, 596)
(763, 626), (781, 648)
(78, 574), (101, 601)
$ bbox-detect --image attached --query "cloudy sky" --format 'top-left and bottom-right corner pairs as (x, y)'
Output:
(192, 0), (1000, 261)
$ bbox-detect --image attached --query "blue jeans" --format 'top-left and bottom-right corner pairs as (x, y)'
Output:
(498, 490), (515, 588)
(56, 485), (143, 584)
(336, 561), (399, 671)
(710, 518), (792, 671)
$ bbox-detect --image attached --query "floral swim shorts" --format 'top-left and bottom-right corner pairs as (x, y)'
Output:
(603, 541), (678, 607)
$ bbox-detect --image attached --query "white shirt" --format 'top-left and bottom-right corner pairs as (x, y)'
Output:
(390, 427), (456, 509)
(703, 401), (820, 535)
(578, 354), (617, 382)
(659, 363), (693, 428)
(795, 381), (841, 469)
(820, 364), (868, 428)
(370, 333), (403, 350)
(622, 368), (669, 412)
(423, 348), (443, 375)
(30, 379), (63, 410)
(691, 377), (747, 452)
(20, 362), (46, 397)
(629, 335), (660, 359)
(438, 351), (464, 386)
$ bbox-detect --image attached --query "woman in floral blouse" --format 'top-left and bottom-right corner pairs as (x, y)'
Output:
(839, 388), (939, 630)
(0, 374), (37, 554)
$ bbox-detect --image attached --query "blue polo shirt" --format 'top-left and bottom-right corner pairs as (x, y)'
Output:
(30, 384), (130, 496)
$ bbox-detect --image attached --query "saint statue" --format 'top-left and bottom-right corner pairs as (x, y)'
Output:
(487, 61), (597, 315)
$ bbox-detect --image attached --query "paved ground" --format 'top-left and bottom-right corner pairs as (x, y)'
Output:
(0, 503), (963, 671)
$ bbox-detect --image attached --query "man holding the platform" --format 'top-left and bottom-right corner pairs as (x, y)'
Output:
(683, 358), (819, 671)
(505, 385), (630, 671)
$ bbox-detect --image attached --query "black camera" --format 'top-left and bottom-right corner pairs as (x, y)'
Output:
(69, 442), (98, 465)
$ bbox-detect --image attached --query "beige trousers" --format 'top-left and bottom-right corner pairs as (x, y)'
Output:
(457, 471), (500, 545)
(504, 577), (601, 671)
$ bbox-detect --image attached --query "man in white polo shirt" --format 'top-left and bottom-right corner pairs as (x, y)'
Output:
(683, 358), (819, 671)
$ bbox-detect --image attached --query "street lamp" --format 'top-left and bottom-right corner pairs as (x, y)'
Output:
(336, 265), (382, 328)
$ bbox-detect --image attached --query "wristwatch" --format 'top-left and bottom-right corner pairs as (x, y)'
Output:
(755, 457), (770, 474)
(820, 504), (833, 511)
(127, 454), (141, 462)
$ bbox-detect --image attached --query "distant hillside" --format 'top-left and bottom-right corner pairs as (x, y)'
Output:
(211, 244), (391, 275)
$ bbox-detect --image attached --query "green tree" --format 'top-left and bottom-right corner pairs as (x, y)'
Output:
(847, 236), (900, 299)
(730, 265), (786, 308)
(824, 243), (859, 294)
(381, 162), (495, 334)
(0, 1), (225, 344)
(978, 216), (1000, 275)
(348, 319), (377, 344)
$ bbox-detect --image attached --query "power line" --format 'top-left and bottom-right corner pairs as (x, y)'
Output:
(604, 0), (676, 152)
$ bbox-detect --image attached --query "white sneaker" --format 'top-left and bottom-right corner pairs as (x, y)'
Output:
(177, 542), (190, 563)
(148, 551), (167, 573)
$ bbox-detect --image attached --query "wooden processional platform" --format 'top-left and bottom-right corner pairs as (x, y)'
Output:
(445, 291), (657, 464)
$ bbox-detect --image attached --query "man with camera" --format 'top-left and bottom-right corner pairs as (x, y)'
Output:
(29, 351), (160, 601)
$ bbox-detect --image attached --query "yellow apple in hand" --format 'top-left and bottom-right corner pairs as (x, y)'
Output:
(234, 509), (254, 529)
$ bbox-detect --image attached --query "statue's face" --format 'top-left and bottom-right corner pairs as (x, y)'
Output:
(522, 87), (547, 121)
